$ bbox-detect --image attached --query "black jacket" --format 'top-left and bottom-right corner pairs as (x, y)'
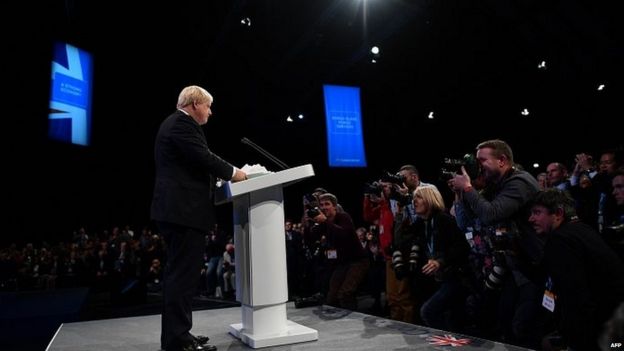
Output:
(542, 221), (624, 350)
(151, 110), (234, 231)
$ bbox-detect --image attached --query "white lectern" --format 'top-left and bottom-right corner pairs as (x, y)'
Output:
(215, 164), (318, 348)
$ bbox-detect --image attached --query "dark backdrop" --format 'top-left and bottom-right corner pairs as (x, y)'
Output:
(3, 0), (622, 245)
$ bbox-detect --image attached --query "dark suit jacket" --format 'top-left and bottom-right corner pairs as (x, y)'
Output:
(151, 110), (234, 231)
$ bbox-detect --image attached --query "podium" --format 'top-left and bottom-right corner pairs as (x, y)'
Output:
(215, 164), (318, 348)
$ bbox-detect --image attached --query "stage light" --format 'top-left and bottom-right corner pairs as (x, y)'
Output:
(521, 108), (529, 116)
(370, 46), (380, 64)
(533, 163), (540, 169)
(537, 61), (547, 70)
(298, 114), (304, 119)
(241, 17), (251, 27)
(286, 116), (293, 122)
(427, 111), (434, 119)
(597, 84), (605, 91)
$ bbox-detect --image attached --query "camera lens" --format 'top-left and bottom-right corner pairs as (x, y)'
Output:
(485, 265), (506, 290)
(392, 250), (407, 280)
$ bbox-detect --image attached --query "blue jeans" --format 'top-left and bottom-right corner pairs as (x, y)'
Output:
(205, 256), (223, 294)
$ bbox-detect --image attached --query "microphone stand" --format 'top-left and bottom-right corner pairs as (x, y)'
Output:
(241, 137), (289, 170)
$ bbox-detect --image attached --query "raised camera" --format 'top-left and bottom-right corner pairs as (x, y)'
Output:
(381, 171), (406, 185)
(306, 207), (321, 218)
(440, 153), (480, 181)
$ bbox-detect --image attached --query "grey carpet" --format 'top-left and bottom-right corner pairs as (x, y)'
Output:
(47, 303), (532, 350)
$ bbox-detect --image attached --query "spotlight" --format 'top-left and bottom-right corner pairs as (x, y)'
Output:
(370, 45), (380, 63)
(537, 61), (547, 70)
(286, 116), (293, 122)
(298, 114), (304, 119)
(427, 111), (434, 119)
(241, 17), (251, 27)
(597, 84), (605, 91)
(533, 163), (540, 169)
(521, 108), (529, 116)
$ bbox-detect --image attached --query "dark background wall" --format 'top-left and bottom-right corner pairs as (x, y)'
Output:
(3, 0), (622, 245)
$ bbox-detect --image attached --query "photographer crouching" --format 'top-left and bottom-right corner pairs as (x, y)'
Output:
(309, 193), (370, 310)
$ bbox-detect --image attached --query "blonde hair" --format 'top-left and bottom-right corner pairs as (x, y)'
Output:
(176, 85), (213, 109)
(413, 185), (445, 212)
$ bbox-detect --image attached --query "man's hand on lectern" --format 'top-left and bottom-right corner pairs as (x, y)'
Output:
(232, 169), (247, 182)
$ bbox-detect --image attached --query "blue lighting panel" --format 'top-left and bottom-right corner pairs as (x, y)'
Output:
(323, 85), (367, 167)
(49, 42), (93, 146)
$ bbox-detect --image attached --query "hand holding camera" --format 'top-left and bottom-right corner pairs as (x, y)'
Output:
(307, 207), (326, 223)
(449, 167), (473, 192)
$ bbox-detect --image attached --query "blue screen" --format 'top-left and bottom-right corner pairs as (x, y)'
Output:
(49, 42), (93, 146)
(323, 85), (367, 167)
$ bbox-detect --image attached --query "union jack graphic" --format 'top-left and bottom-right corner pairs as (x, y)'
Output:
(426, 334), (472, 347)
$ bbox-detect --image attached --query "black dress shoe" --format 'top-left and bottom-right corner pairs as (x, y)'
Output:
(192, 334), (210, 345)
(178, 340), (208, 351)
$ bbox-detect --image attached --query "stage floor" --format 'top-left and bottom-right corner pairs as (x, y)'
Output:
(47, 303), (532, 350)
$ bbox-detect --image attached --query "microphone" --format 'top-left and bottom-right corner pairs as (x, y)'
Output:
(241, 137), (289, 170)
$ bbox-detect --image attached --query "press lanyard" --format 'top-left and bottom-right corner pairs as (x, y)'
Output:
(426, 218), (435, 256)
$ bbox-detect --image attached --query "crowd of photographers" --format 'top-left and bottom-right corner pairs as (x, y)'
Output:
(293, 139), (624, 351)
(1, 138), (622, 350)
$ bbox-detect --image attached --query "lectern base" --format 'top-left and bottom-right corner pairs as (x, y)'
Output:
(229, 320), (318, 348)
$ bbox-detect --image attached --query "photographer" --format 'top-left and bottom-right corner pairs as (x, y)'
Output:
(300, 187), (333, 297)
(400, 185), (470, 331)
(386, 165), (433, 323)
(449, 139), (543, 348)
(529, 189), (624, 351)
(363, 181), (397, 317)
(310, 193), (369, 310)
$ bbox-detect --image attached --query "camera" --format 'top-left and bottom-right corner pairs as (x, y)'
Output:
(306, 206), (321, 218)
(303, 193), (319, 208)
(381, 171), (406, 185)
(363, 182), (383, 197)
(389, 191), (412, 206)
(484, 252), (507, 290)
(294, 293), (324, 308)
(440, 153), (480, 181)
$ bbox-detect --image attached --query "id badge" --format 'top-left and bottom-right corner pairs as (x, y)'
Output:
(327, 249), (337, 259)
(542, 290), (555, 312)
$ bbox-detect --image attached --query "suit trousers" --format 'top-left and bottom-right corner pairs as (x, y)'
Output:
(158, 221), (205, 350)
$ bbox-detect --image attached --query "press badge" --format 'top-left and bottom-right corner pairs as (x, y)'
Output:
(327, 249), (338, 259)
(542, 291), (555, 312)
(465, 227), (474, 240)
(465, 231), (474, 248)
(542, 277), (556, 312)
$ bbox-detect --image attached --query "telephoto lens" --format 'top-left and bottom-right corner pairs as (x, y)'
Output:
(485, 265), (506, 290)
(408, 244), (419, 271)
(392, 250), (407, 280)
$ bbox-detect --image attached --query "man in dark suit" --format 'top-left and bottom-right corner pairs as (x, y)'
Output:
(151, 85), (246, 351)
